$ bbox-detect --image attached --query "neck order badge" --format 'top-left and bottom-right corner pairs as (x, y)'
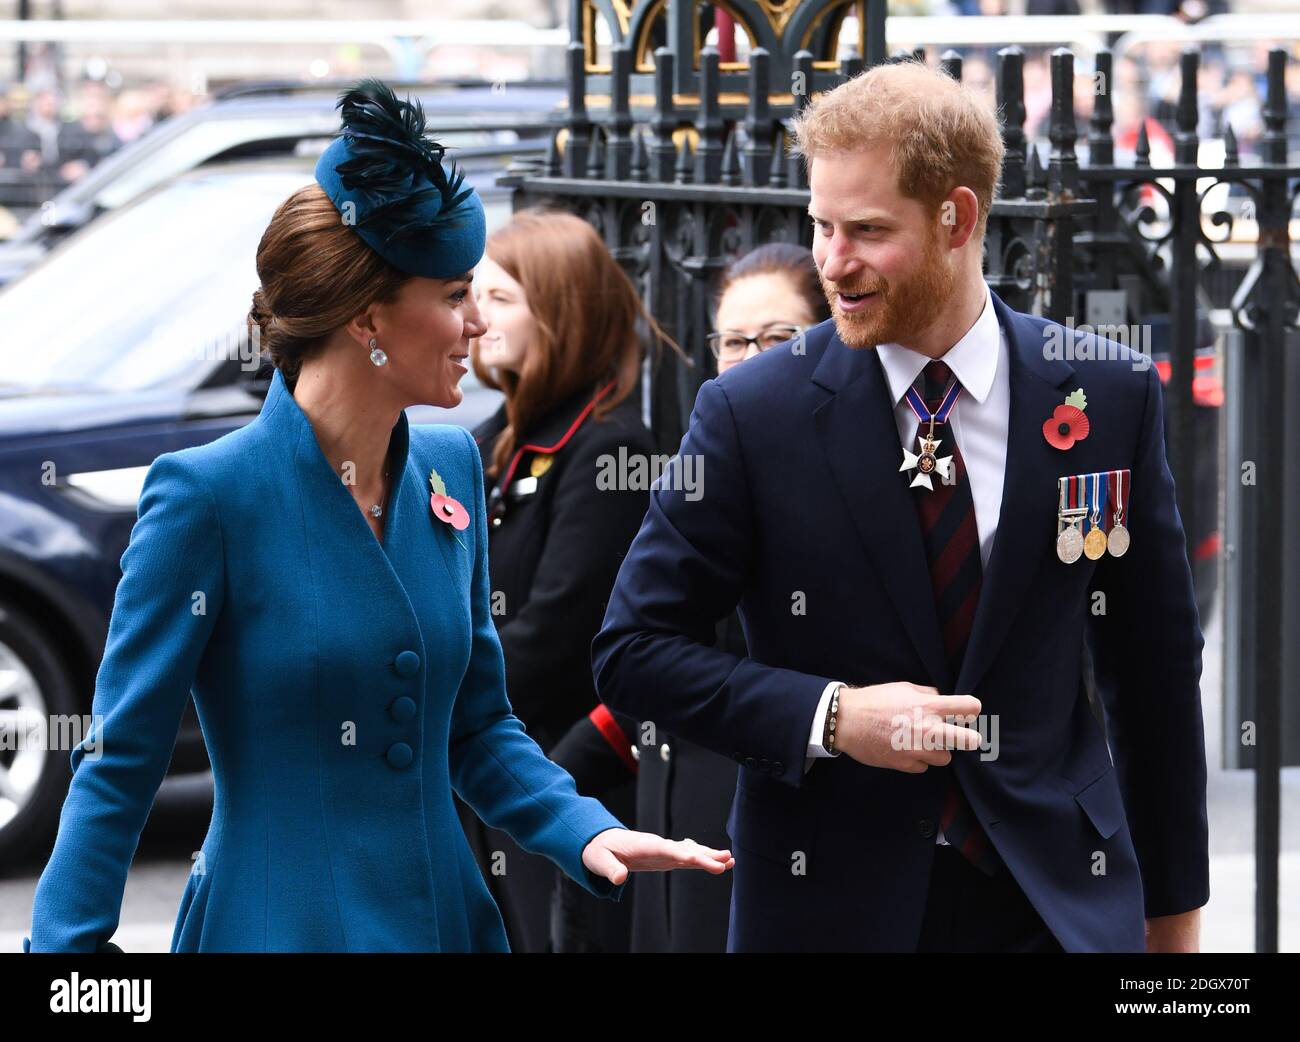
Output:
(899, 379), (963, 492)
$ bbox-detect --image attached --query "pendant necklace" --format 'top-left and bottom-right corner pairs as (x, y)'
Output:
(368, 464), (392, 518)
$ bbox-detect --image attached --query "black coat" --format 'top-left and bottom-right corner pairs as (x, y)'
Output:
(454, 382), (655, 951)
(550, 612), (745, 952)
(475, 384), (656, 749)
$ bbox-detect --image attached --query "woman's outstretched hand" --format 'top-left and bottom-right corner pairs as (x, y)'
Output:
(582, 828), (734, 886)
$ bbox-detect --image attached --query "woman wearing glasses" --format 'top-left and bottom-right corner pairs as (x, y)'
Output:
(552, 241), (830, 951)
(706, 243), (826, 372)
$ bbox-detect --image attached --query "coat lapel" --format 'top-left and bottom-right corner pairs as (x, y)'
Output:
(254, 368), (429, 610)
(812, 331), (951, 692)
(953, 291), (1076, 695)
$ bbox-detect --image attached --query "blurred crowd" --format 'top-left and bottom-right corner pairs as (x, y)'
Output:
(941, 39), (1300, 162)
(913, 0), (1229, 15)
(0, 64), (199, 219)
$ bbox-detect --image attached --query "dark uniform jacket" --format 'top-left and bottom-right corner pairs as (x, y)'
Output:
(454, 381), (655, 951)
(552, 612), (745, 952)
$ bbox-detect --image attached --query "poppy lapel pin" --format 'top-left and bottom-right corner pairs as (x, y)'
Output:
(428, 466), (469, 548)
(1043, 388), (1090, 451)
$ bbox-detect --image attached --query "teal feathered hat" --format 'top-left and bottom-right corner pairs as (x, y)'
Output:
(314, 78), (486, 279)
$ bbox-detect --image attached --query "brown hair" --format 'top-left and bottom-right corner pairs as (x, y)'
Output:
(713, 242), (831, 325)
(248, 182), (410, 389)
(472, 207), (683, 479)
(789, 61), (1005, 236)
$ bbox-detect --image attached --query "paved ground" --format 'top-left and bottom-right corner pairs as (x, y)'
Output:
(2, 601), (1296, 953)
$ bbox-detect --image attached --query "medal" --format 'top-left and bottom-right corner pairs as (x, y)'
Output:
(1107, 468), (1131, 557)
(1056, 475), (1086, 564)
(899, 377), (962, 492)
(1083, 472), (1108, 560)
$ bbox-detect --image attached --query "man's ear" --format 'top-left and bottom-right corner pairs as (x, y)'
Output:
(939, 187), (980, 251)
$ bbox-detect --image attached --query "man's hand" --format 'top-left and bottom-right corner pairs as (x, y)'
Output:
(834, 682), (984, 772)
(1145, 908), (1201, 952)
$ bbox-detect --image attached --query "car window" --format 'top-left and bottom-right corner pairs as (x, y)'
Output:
(0, 169), (313, 394)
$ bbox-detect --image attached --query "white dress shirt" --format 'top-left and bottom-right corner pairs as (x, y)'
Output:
(802, 285), (1011, 840)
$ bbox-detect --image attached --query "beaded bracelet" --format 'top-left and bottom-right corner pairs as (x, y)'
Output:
(823, 684), (840, 754)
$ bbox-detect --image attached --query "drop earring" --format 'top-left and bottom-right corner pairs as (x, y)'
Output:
(369, 337), (388, 367)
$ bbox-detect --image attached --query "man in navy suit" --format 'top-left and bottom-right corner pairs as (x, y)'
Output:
(592, 61), (1209, 952)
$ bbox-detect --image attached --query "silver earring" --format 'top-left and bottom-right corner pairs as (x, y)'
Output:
(368, 336), (387, 367)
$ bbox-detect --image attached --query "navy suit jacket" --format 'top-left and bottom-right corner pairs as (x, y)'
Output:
(592, 289), (1209, 952)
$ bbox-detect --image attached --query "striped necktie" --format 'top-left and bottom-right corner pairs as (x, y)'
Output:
(910, 359), (1002, 877)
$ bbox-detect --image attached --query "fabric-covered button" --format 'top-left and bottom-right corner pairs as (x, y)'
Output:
(386, 742), (413, 769)
(390, 696), (416, 722)
(394, 650), (420, 677)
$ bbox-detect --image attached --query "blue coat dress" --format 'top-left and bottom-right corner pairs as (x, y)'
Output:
(24, 366), (627, 952)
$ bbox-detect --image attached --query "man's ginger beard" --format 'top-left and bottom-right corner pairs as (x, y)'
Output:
(820, 221), (955, 350)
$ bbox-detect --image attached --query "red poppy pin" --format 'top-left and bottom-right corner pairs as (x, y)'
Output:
(1043, 389), (1090, 451)
(428, 466), (469, 548)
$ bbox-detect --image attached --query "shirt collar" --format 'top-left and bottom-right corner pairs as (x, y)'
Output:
(875, 284), (999, 408)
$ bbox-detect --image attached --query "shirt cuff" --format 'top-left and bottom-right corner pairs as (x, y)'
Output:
(804, 681), (844, 772)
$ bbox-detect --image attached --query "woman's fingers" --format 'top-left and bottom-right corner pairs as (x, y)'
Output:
(641, 836), (734, 872)
(679, 838), (734, 872)
(590, 832), (735, 874)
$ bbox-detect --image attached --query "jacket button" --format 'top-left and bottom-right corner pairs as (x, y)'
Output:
(772, 761), (784, 773)
(757, 758), (770, 770)
(386, 742), (413, 769)
(390, 696), (416, 722)
(744, 756), (757, 768)
(659, 743), (671, 762)
(918, 818), (936, 838)
(394, 651), (420, 677)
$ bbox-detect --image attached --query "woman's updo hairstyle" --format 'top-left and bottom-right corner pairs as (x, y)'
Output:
(248, 182), (410, 389)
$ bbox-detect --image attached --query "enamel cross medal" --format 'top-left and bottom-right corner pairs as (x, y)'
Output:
(899, 378), (963, 491)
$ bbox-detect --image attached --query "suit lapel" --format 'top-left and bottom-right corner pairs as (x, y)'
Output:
(954, 291), (1076, 695)
(812, 330), (951, 691)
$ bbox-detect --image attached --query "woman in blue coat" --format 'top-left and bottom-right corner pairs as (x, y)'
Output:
(22, 80), (731, 953)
